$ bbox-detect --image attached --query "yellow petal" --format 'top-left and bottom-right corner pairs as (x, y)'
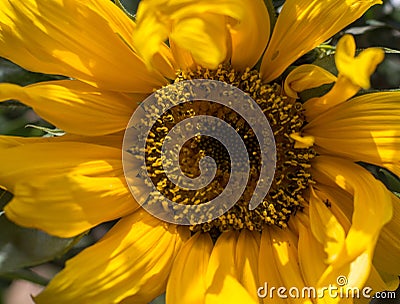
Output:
(0, 142), (136, 237)
(304, 35), (384, 120)
(304, 91), (400, 164)
(311, 156), (393, 292)
(304, 75), (360, 121)
(229, 0), (270, 70)
(373, 194), (400, 276)
(204, 231), (258, 303)
(166, 232), (213, 304)
(170, 13), (229, 69)
(235, 230), (260, 301)
(309, 187), (345, 264)
(261, 0), (382, 82)
(297, 219), (327, 289)
(170, 39), (196, 70)
(35, 211), (190, 304)
(335, 35), (384, 89)
(259, 229), (287, 304)
(206, 231), (238, 286)
(284, 64), (337, 99)
(0, 133), (124, 151)
(0, 80), (145, 136)
(134, 0), (244, 69)
(204, 275), (258, 304)
(315, 184), (400, 283)
(0, 0), (170, 93)
(269, 227), (313, 304)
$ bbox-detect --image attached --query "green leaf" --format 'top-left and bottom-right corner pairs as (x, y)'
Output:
(264, 0), (277, 32)
(0, 189), (81, 274)
(357, 162), (400, 198)
(113, 0), (136, 21)
(0, 58), (65, 86)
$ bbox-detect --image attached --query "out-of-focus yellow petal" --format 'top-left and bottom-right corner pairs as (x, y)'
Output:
(229, 0), (270, 70)
(134, 0), (244, 69)
(284, 64), (337, 98)
(311, 156), (392, 294)
(0, 0), (171, 93)
(235, 230), (260, 301)
(0, 142), (137, 237)
(35, 211), (190, 304)
(170, 13), (229, 69)
(304, 92), (400, 165)
(261, 0), (382, 82)
(170, 39), (196, 70)
(304, 35), (384, 120)
(166, 232), (213, 304)
(0, 80), (145, 136)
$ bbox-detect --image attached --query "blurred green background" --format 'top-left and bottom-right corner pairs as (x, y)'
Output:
(0, 0), (400, 303)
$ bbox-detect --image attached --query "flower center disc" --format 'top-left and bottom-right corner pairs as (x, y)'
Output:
(122, 65), (315, 236)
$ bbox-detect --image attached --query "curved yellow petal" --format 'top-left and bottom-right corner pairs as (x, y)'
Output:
(284, 64), (337, 99)
(304, 35), (384, 120)
(304, 75), (361, 121)
(229, 0), (270, 70)
(0, 80), (145, 136)
(335, 34), (384, 89)
(170, 13), (229, 69)
(0, 142), (137, 237)
(311, 184), (399, 302)
(297, 219), (327, 289)
(0, 0), (170, 93)
(35, 211), (190, 304)
(304, 92), (400, 164)
(235, 230), (260, 301)
(261, 0), (382, 82)
(166, 232), (213, 304)
(311, 156), (393, 292)
(309, 188), (345, 264)
(134, 0), (244, 70)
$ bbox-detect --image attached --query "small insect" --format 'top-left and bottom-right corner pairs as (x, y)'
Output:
(324, 199), (331, 208)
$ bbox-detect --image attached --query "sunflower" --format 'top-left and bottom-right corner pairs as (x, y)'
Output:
(0, 0), (399, 303)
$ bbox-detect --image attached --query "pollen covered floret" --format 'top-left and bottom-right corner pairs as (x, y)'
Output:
(142, 64), (315, 235)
